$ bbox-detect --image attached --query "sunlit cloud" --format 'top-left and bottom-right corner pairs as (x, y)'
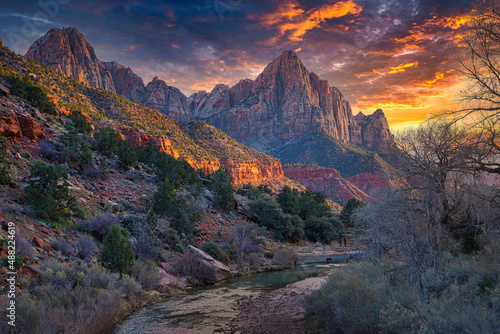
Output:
(260, 0), (363, 44)
(388, 61), (419, 74)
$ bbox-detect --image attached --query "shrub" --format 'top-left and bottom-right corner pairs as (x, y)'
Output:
(153, 153), (197, 185)
(133, 231), (161, 261)
(15, 234), (35, 258)
(25, 160), (82, 225)
(304, 216), (339, 244)
(116, 139), (137, 170)
(200, 242), (231, 264)
(277, 185), (300, 215)
(93, 126), (120, 156)
(209, 168), (235, 211)
(129, 260), (161, 290)
(249, 198), (305, 242)
(5, 74), (56, 114)
(51, 238), (76, 257)
(340, 198), (364, 227)
(69, 109), (93, 134)
(158, 227), (183, 252)
(0, 148), (12, 185)
(152, 179), (176, 214)
(3, 261), (125, 334)
(100, 225), (135, 277)
(273, 246), (298, 267)
(76, 235), (98, 259)
(76, 213), (120, 241)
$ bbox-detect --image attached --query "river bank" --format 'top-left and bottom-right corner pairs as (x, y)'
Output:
(227, 275), (328, 334)
(113, 263), (334, 333)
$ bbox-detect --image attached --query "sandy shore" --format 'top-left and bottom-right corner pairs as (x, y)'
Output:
(228, 276), (328, 334)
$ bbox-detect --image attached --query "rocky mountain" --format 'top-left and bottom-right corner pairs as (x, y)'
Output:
(24, 27), (398, 199)
(26, 27), (116, 92)
(354, 109), (395, 151)
(2, 44), (287, 188)
(25, 28), (393, 152)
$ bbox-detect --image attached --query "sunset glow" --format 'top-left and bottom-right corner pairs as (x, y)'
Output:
(0, 0), (478, 130)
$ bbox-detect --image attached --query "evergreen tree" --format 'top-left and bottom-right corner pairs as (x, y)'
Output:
(100, 225), (135, 278)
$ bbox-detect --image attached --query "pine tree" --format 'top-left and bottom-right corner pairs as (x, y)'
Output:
(100, 225), (135, 278)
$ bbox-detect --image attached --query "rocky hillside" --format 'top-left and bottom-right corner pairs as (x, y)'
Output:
(2, 42), (286, 187)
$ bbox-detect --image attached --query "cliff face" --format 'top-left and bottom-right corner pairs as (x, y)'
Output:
(197, 51), (361, 147)
(143, 77), (190, 121)
(354, 109), (395, 151)
(26, 27), (116, 92)
(102, 61), (145, 103)
(283, 166), (368, 205)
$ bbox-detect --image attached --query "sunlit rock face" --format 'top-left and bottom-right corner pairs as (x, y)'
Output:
(27, 30), (394, 152)
(283, 165), (369, 205)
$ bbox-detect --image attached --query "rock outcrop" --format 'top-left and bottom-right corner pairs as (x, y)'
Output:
(143, 77), (190, 121)
(195, 51), (362, 148)
(0, 37), (3, 48)
(182, 245), (232, 285)
(102, 61), (145, 102)
(347, 172), (392, 195)
(0, 96), (46, 140)
(355, 109), (395, 151)
(283, 166), (368, 205)
(26, 27), (116, 92)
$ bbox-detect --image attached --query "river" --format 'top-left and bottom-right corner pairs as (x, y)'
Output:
(114, 263), (338, 334)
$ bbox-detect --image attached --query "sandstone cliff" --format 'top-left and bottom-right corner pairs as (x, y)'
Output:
(283, 165), (368, 205)
(354, 109), (395, 151)
(144, 77), (190, 121)
(26, 27), (116, 92)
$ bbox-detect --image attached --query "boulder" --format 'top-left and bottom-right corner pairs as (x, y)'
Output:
(182, 245), (232, 285)
(32, 236), (52, 251)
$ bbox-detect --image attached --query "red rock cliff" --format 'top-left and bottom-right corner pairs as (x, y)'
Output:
(283, 166), (368, 205)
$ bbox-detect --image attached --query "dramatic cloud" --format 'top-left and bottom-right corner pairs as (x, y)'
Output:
(0, 0), (477, 129)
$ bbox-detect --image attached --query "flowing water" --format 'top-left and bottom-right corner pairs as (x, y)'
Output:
(114, 263), (338, 334)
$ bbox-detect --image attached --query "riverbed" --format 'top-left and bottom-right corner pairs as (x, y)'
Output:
(114, 263), (338, 334)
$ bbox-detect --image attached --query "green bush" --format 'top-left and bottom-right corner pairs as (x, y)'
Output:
(69, 109), (93, 134)
(200, 242), (231, 264)
(100, 225), (135, 277)
(116, 140), (137, 170)
(304, 216), (340, 244)
(93, 126), (120, 156)
(25, 160), (83, 225)
(209, 168), (236, 211)
(5, 74), (56, 114)
(249, 198), (305, 242)
(0, 148), (12, 185)
(340, 198), (364, 227)
(154, 153), (197, 186)
(277, 185), (300, 215)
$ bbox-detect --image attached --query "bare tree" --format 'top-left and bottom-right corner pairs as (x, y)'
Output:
(355, 189), (448, 304)
(396, 120), (473, 226)
(454, 1), (500, 116)
(450, 1), (500, 174)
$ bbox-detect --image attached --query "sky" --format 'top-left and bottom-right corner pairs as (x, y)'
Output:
(0, 0), (479, 131)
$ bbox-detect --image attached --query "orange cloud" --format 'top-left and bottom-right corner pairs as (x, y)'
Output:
(418, 72), (445, 87)
(261, 0), (363, 44)
(355, 69), (380, 78)
(388, 62), (418, 74)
